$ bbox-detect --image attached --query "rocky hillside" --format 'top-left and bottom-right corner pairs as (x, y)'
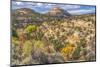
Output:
(12, 7), (71, 22)
(46, 6), (71, 17)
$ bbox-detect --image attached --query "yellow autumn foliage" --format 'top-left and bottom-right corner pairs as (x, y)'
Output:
(60, 44), (75, 56)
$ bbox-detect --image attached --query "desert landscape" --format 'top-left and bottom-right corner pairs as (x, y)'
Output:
(11, 1), (96, 66)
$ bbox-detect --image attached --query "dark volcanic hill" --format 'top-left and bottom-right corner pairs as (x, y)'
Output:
(46, 6), (71, 17)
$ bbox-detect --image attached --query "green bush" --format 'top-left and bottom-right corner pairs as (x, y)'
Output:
(12, 28), (18, 37)
(25, 25), (37, 34)
(72, 43), (81, 60)
(34, 40), (44, 50)
(23, 41), (33, 56)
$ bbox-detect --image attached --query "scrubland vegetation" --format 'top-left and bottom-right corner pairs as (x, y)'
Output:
(11, 8), (96, 66)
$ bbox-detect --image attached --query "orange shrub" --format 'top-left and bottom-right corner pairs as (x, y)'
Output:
(60, 44), (75, 57)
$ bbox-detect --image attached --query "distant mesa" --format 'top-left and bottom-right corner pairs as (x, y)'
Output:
(12, 8), (38, 16)
(46, 6), (71, 17)
(12, 8), (39, 22)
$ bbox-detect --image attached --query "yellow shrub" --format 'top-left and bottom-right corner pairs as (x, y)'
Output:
(23, 41), (33, 56)
(12, 37), (20, 46)
(60, 44), (75, 56)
